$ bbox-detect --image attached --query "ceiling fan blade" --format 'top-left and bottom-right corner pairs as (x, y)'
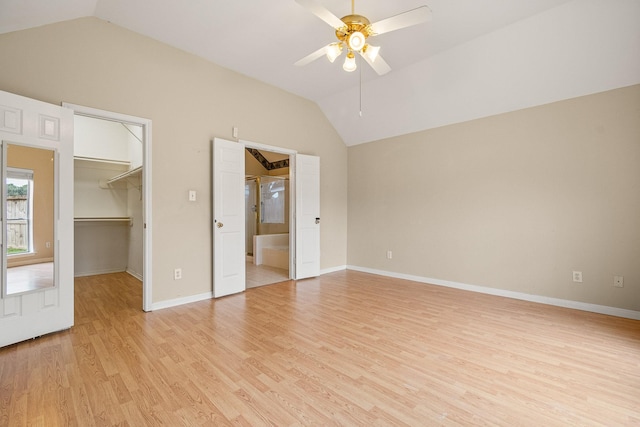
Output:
(295, 0), (345, 29)
(360, 51), (391, 76)
(294, 45), (330, 67)
(369, 6), (432, 36)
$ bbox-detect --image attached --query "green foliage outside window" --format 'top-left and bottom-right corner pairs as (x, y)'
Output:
(7, 183), (28, 196)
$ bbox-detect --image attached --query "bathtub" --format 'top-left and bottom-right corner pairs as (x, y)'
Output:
(253, 233), (289, 269)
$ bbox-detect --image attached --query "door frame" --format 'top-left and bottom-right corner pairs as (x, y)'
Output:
(62, 103), (153, 311)
(241, 139), (298, 279)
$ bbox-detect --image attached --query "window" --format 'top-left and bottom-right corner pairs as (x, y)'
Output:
(6, 168), (34, 255)
(260, 177), (286, 224)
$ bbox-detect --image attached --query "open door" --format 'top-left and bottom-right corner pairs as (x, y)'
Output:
(294, 154), (320, 279)
(0, 90), (74, 347)
(212, 138), (245, 297)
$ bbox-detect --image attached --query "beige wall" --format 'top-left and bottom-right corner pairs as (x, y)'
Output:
(4, 17), (635, 313)
(0, 17), (348, 303)
(348, 85), (640, 311)
(245, 151), (268, 177)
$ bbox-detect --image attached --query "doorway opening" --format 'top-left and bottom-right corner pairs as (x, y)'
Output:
(63, 103), (153, 311)
(244, 145), (291, 288)
(213, 137), (319, 298)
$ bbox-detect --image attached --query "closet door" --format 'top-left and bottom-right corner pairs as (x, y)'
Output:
(0, 90), (74, 347)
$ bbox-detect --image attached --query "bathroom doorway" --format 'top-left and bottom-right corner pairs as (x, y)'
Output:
(244, 148), (290, 288)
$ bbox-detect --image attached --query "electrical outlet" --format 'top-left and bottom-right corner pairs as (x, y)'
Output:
(45, 241), (51, 248)
(387, 250), (393, 259)
(572, 271), (583, 283)
(174, 268), (182, 280)
(614, 276), (624, 288)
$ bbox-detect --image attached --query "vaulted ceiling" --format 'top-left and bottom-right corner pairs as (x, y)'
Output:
(1, 0), (638, 146)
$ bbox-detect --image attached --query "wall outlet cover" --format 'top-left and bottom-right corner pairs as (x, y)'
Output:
(572, 271), (583, 283)
(614, 276), (624, 288)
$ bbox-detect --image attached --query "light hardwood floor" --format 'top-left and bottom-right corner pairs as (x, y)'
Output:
(1, 271), (639, 426)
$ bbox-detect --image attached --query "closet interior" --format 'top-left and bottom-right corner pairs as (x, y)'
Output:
(73, 115), (143, 280)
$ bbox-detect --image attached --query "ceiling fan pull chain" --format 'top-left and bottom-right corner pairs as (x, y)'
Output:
(351, 0), (355, 15)
(359, 55), (363, 117)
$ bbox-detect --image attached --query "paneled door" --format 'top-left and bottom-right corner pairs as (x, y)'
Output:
(0, 90), (74, 347)
(212, 137), (245, 297)
(294, 154), (320, 279)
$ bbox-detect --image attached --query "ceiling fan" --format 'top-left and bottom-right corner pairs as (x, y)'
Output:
(294, 0), (432, 75)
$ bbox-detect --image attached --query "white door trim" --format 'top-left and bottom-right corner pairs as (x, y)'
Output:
(62, 103), (153, 311)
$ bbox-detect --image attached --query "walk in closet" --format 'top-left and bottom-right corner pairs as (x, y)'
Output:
(73, 115), (143, 279)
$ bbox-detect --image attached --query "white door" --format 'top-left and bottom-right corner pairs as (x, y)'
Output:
(212, 138), (245, 297)
(294, 154), (320, 279)
(0, 90), (74, 347)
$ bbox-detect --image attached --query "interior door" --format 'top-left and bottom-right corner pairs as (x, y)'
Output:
(212, 137), (245, 297)
(294, 154), (320, 279)
(0, 90), (74, 347)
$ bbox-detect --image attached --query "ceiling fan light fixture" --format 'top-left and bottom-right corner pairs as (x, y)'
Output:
(362, 44), (380, 62)
(343, 51), (357, 72)
(347, 31), (366, 51)
(326, 43), (343, 63)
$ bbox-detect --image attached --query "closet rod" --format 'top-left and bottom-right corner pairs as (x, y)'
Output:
(74, 217), (131, 222)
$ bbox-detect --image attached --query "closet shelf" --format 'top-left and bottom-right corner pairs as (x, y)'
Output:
(74, 217), (131, 222)
(74, 156), (130, 166)
(106, 166), (142, 185)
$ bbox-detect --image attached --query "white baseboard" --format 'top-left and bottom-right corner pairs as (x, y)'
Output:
(321, 265), (347, 275)
(8, 256), (54, 267)
(150, 266), (346, 310)
(126, 269), (143, 281)
(347, 265), (640, 321)
(74, 268), (126, 277)
(151, 291), (213, 311)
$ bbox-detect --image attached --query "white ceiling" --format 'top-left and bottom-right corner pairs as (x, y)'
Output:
(1, 0), (638, 146)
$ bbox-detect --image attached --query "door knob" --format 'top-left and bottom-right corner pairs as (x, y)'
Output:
(217, 222), (224, 228)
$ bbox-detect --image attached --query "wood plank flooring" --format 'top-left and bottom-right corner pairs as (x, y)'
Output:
(1, 270), (639, 426)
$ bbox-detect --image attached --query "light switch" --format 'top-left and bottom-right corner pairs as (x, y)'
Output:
(188, 190), (197, 202)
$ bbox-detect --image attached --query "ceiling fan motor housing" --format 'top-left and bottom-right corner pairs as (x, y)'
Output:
(336, 14), (372, 51)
